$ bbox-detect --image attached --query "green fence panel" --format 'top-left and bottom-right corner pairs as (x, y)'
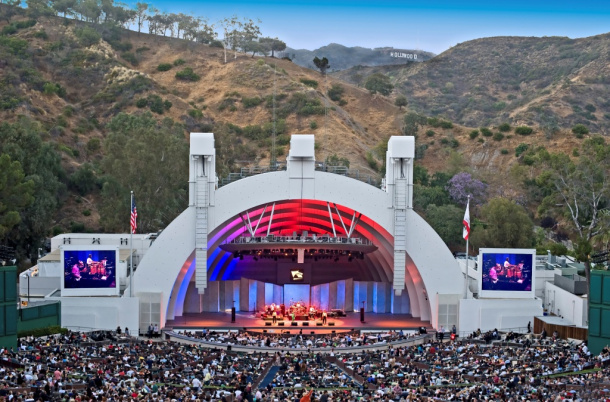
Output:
(589, 307), (601, 336)
(603, 276), (610, 305)
(590, 274), (602, 304)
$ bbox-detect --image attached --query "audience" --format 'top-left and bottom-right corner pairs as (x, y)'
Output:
(0, 328), (607, 401)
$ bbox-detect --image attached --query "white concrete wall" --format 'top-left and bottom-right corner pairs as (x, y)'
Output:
(536, 268), (561, 302)
(55, 296), (139, 333)
(544, 282), (588, 326)
(459, 298), (543, 334)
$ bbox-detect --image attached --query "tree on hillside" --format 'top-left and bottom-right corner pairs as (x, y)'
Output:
(133, 2), (149, 33)
(395, 95), (408, 110)
(313, 56), (330, 75)
(219, 15), (240, 63)
(0, 154), (34, 239)
(3, 0), (22, 22)
(424, 204), (464, 249)
(446, 172), (488, 206)
(0, 118), (66, 261)
(100, 113), (189, 233)
(193, 19), (216, 44)
(26, 0), (54, 19)
(470, 197), (534, 249)
(51, 0), (77, 18)
(365, 73), (393, 96)
(402, 112), (426, 137)
(259, 37), (286, 57)
(537, 136), (610, 291)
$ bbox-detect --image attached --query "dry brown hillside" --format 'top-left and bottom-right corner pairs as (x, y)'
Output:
(0, 11), (597, 236)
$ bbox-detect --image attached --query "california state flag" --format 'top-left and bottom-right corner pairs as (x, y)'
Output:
(463, 199), (470, 240)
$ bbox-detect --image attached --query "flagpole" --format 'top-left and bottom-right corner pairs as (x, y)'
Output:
(130, 190), (133, 298)
(464, 195), (470, 300)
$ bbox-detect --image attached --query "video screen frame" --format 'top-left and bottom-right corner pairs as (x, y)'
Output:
(60, 245), (120, 296)
(478, 248), (536, 299)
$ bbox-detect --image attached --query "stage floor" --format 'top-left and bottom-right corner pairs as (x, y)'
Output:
(165, 311), (430, 332)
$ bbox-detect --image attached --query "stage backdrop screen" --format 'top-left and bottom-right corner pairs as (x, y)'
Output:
(63, 249), (117, 289)
(478, 248), (536, 299)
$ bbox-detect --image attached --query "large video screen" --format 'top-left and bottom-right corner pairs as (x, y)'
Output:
(480, 250), (534, 293)
(63, 250), (117, 289)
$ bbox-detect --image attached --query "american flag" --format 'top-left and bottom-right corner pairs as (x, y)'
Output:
(130, 195), (137, 234)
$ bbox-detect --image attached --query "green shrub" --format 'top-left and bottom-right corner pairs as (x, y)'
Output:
(173, 58), (186, 66)
(425, 130), (435, 137)
(515, 143), (529, 157)
(56, 115), (69, 128)
(157, 63), (172, 71)
(439, 120), (453, 129)
(427, 117), (440, 127)
(175, 67), (200, 81)
(188, 109), (203, 119)
(121, 52), (138, 66)
(300, 78), (318, 88)
(148, 95), (164, 114)
(440, 138), (449, 145)
(136, 98), (147, 108)
(571, 124), (589, 137)
(515, 126), (533, 135)
(136, 46), (150, 53)
(469, 130), (479, 139)
(493, 132), (504, 141)
(87, 138), (101, 153)
(480, 127), (493, 137)
(109, 40), (132, 52)
(327, 84), (345, 102)
(163, 100), (172, 110)
(0, 36), (29, 55)
(498, 123), (511, 132)
(366, 151), (378, 171)
(74, 26), (101, 47)
(309, 121), (318, 130)
(500, 149), (509, 155)
(242, 96), (262, 108)
(34, 30), (48, 40)
(82, 209), (91, 216)
(477, 138), (484, 143)
(18, 326), (68, 338)
(210, 40), (223, 48)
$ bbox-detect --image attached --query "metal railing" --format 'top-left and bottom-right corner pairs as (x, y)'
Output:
(219, 164), (381, 189)
(224, 235), (374, 246)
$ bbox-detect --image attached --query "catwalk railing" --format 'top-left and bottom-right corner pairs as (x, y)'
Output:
(219, 165), (381, 189)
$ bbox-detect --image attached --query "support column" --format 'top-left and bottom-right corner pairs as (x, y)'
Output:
(385, 136), (414, 296)
(190, 133), (216, 295)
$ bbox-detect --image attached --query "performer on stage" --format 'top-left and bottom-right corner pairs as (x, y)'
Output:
(272, 310), (277, 324)
(489, 265), (498, 284)
(71, 261), (83, 280)
(322, 310), (327, 325)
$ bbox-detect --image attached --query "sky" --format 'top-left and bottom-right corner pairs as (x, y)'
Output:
(129, 0), (610, 54)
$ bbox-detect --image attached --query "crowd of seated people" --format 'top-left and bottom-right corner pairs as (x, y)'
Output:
(0, 328), (609, 401)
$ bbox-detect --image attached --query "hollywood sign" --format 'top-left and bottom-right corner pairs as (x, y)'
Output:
(389, 52), (418, 60)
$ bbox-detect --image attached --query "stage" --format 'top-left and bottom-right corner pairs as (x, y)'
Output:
(165, 311), (430, 332)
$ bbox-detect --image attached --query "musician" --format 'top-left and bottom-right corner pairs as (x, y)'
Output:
(272, 310), (277, 324)
(322, 310), (327, 325)
(71, 262), (83, 280)
(309, 306), (316, 320)
(87, 254), (96, 268)
(504, 257), (513, 270)
(489, 265), (498, 284)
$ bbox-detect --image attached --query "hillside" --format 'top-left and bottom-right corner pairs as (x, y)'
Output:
(285, 43), (435, 71)
(334, 34), (610, 134)
(0, 8), (605, 263)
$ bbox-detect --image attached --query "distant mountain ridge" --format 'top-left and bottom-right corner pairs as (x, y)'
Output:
(284, 43), (435, 71)
(333, 33), (610, 133)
